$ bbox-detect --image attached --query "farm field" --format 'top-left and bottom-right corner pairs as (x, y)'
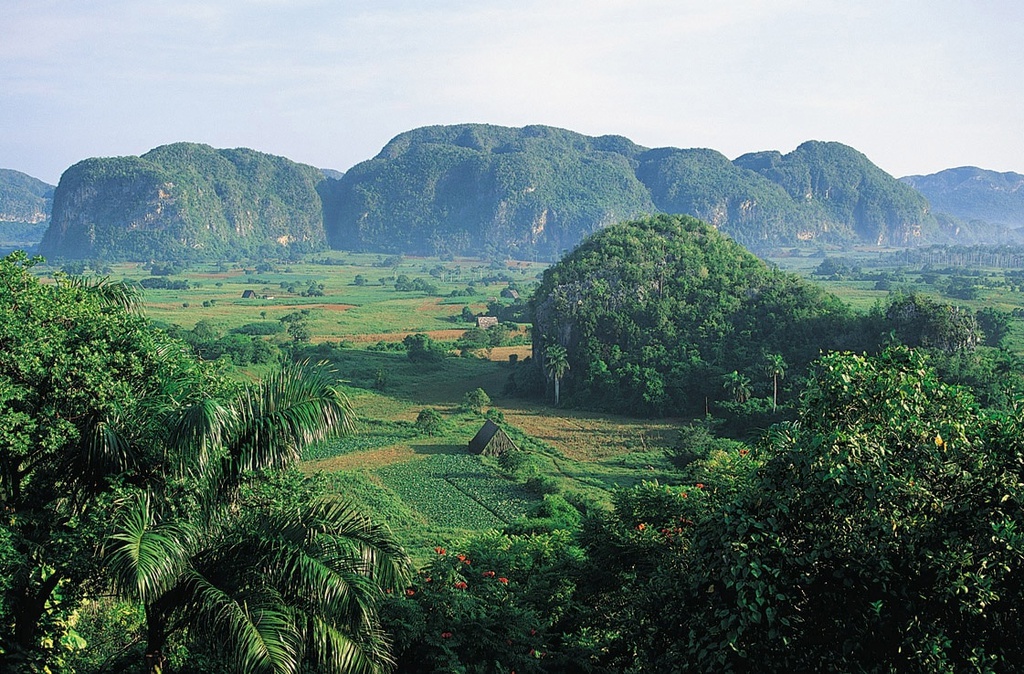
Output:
(48, 253), (689, 557)
(86, 253), (542, 339)
(296, 347), (685, 558)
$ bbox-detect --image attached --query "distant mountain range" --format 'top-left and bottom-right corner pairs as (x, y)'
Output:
(901, 167), (1024, 228)
(5, 124), (1022, 260)
(0, 169), (54, 250)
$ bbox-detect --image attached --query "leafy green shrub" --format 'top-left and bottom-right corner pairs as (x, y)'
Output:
(415, 408), (445, 436)
(404, 333), (446, 363)
(462, 387), (491, 412)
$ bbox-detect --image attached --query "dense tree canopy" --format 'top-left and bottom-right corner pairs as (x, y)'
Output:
(609, 348), (1024, 672)
(531, 214), (851, 416)
(0, 252), (217, 669)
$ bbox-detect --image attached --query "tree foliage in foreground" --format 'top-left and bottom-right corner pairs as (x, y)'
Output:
(627, 348), (1024, 672)
(0, 252), (409, 674)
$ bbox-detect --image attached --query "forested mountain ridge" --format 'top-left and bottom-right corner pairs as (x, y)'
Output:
(322, 124), (656, 258)
(0, 169), (53, 249)
(322, 124), (942, 257)
(28, 125), (1024, 260)
(901, 166), (1024, 228)
(735, 141), (933, 245)
(39, 143), (328, 260)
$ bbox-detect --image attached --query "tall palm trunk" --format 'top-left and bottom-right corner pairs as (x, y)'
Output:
(145, 604), (169, 674)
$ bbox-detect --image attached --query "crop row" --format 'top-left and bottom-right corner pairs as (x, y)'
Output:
(374, 454), (535, 530)
(432, 454), (534, 523)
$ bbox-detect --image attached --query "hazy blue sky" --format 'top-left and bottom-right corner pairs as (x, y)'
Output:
(3, 0), (1022, 185)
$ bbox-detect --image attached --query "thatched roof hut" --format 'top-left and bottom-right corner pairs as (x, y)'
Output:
(468, 419), (517, 457)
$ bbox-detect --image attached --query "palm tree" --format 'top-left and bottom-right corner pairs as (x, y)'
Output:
(722, 370), (752, 404)
(764, 354), (787, 413)
(108, 493), (408, 674)
(544, 344), (570, 406)
(105, 363), (411, 674)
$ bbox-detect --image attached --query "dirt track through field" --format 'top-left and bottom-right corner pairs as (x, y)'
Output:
(303, 445), (418, 472)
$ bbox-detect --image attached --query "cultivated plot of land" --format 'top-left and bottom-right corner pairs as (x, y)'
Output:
(76, 253), (685, 555)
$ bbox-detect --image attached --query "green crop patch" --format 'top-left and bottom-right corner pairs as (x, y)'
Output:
(374, 454), (536, 530)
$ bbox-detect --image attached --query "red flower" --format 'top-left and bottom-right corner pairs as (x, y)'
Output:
(425, 577), (432, 583)
(482, 570), (496, 578)
(435, 547), (446, 555)
(636, 523), (646, 531)
(681, 492), (688, 498)
(454, 581), (468, 590)
(696, 483), (704, 489)
(457, 553), (467, 562)
(441, 631), (453, 639)
(498, 577), (509, 584)
(739, 449), (749, 456)
(405, 589), (416, 597)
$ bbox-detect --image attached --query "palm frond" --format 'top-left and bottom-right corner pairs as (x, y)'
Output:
(57, 274), (142, 314)
(168, 397), (234, 479)
(307, 615), (393, 674)
(105, 493), (194, 603)
(246, 498), (411, 594)
(181, 569), (303, 674)
(81, 417), (136, 478)
(264, 543), (380, 634)
(302, 499), (411, 591)
(228, 362), (352, 475)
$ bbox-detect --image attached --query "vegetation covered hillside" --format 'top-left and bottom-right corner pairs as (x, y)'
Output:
(322, 124), (944, 258)
(0, 169), (53, 250)
(321, 124), (656, 258)
(40, 143), (328, 260)
(529, 214), (853, 416)
(901, 166), (1024, 228)
(735, 141), (935, 245)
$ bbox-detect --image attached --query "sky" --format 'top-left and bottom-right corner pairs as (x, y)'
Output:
(3, 0), (1023, 185)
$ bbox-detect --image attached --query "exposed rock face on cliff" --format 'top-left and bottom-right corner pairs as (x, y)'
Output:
(40, 143), (327, 260)
(0, 169), (54, 249)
